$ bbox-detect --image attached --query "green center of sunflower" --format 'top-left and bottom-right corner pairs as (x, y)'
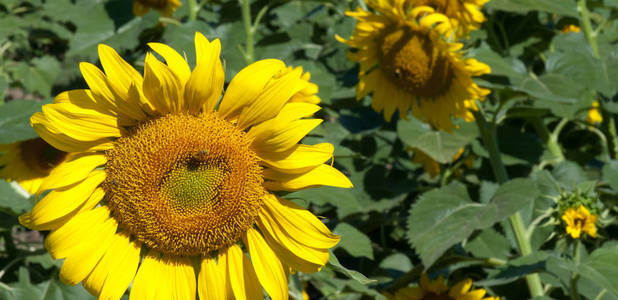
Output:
(379, 26), (454, 98)
(103, 113), (265, 256)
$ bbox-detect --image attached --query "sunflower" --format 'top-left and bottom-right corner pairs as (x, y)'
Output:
(409, 0), (489, 37)
(386, 273), (498, 300)
(560, 24), (581, 33)
(19, 32), (352, 300)
(412, 147), (463, 177)
(336, 1), (490, 131)
(0, 138), (67, 194)
(586, 101), (602, 124)
(562, 205), (598, 239)
(133, 0), (181, 18)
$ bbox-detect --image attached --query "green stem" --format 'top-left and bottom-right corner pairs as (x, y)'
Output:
(530, 117), (565, 162)
(239, 0), (254, 64)
(473, 109), (544, 298)
(188, 0), (199, 21)
(570, 241), (582, 300)
(577, 0), (599, 59)
(606, 116), (618, 159)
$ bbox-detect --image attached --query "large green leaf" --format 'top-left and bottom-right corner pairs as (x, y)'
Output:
(0, 100), (48, 144)
(334, 223), (374, 259)
(13, 57), (61, 98)
(407, 179), (539, 267)
(326, 251), (375, 285)
(0, 267), (96, 300)
(397, 117), (478, 164)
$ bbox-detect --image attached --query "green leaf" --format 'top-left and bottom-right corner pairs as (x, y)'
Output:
(397, 117), (478, 164)
(0, 267), (97, 300)
(0, 180), (31, 215)
(326, 251), (376, 285)
(470, 44), (527, 84)
(379, 253), (413, 273)
(334, 223), (374, 259)
(465, 228), (511, 260)
(0, 99), (47, 144)
(13, 57), (61, 97)
(487, 0), (577, 17)
(577, 242), (618, 297)
(603, 161), (618, 191)
(407, 179), (539, 267)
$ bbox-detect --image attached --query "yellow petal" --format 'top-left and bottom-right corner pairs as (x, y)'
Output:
(54, 89), (114, 117)
(218, 59), (286, 120)
(226, 245), (263, 300)
(44, 206), (112, 260)
(31, 112), (112, 153)
(39, 153), (107, 192)
(263, 164), (352, 191)
(256, 207), (329, 268)
(251, 119), (322, 155)
(263, 195), (340, 249)
(40, 103), (121, 141)
(143, 53), (183, 114)
(198, 256), (228, 300)
(243, 228), (288, 300)
(184, 36), (224, 114)
(59, 213), (117, 285)
(83, 233), (141, 300)
(236, 67), (307, 129)
(259, 143), (333, 174)
(148, 42), (191, 85)
(130, 253), (196, 300)
(27, 171), (105, 230)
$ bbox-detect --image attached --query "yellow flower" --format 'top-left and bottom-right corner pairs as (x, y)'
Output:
(587, 101), (602, 124)
(409, 0), (489, 37)
(560, 24), (581, 33)
(562, 205), (598, 239)
(387, 273), (498, 300)
(20, 32), (352, 300)
(0, 138), (67, 194)
(133, 0), (181, 17)
(336, 2), (490, 131)
(412, 147), (463, 178)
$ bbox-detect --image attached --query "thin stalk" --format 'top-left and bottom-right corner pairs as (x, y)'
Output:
(239, 0), (254, 64)
(472, 109), (544, 297)
(570, 241), (582, 300)
(577, 0), (599, 58)
(188, 0), (199, 21)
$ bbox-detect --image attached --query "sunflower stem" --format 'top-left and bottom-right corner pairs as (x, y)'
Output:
(570, 240), (582, 300)
(239, 0), (254, 64)
(472, 109), (544, 298)
(577, 0), (599, 59)
(188, 0), (199, 21)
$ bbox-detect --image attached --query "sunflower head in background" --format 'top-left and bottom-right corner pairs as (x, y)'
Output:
(410, 0), (489, 38)
(19, 32), (352, 300)
(386, 273), (499, 300)
(0, 138), (67, 194)
(336, 1), (490, 131)
(133, 0), (181, 18)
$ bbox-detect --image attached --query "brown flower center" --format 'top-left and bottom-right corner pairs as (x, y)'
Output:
(19, 138), (67, 175)
(103, 113), (265, 256)
(379, 26), (454, 98)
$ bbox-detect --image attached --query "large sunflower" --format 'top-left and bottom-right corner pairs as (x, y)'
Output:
(410, 0), (489, 37)
(336, 1), (490, 131)
(0, 138), (67, 194)
(20, 32), (352, 300)
(386, 273), (499, 300)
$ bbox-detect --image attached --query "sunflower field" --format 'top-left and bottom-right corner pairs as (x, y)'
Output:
(0, 0), (617, 299)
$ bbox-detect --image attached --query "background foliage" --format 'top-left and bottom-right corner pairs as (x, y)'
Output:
(0, 0), (617, 299)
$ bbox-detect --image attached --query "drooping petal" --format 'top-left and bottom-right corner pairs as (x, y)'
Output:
(147, 42), (191, 85)
(263, 164), (352, 191)
(243, 228), (288, 300)
(83, 233), (141, 300)
(226, 245), (262, 300)
(258, 143), (333, 174)
(143, 53), (184, 114)
(198, 256), (229, 300)
(39, 103), (122, 142)
(130, 253), (196, 300)
(31, 112), (113, 153)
